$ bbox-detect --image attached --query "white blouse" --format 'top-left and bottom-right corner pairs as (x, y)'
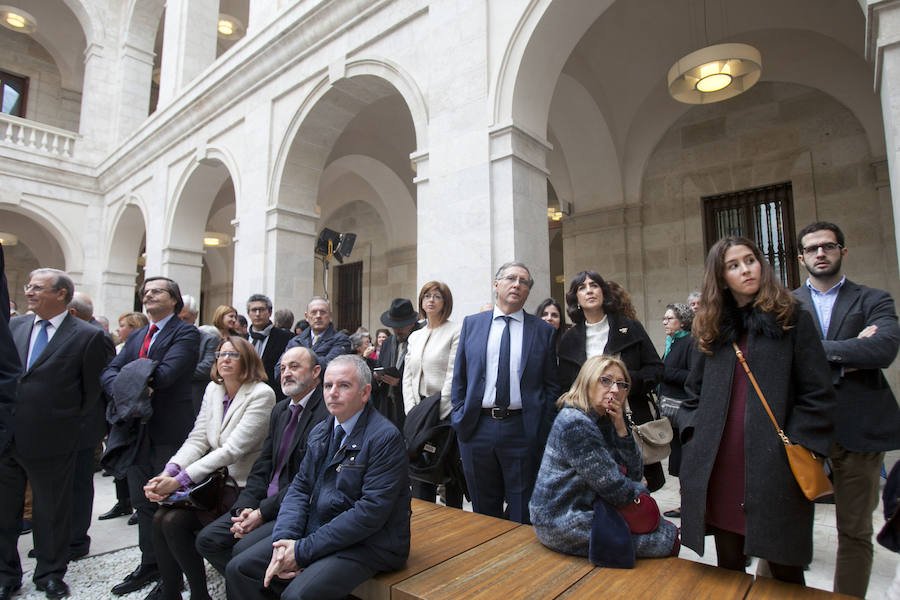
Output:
(585, 315), (610, 359)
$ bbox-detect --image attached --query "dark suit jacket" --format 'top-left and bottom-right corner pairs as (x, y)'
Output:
(233, 386), (329, 521)
(273, 403), (410, 572)
(373, 323), (423, 426)
(0, 245), (20, 453)
(557, 313), (663, 424)
(101, 316), (200, 447)
(80, 319), (116, 449)
(257, 326), (293, 401)
(284, 323), (351, 372)
(794, 279), (900, 451)
(450, 311), (559, 446)
(191, 328), (219, 413)
(9, 313), (108, 458)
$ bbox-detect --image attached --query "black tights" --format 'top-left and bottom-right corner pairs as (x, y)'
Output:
(713, 529), (805, 585)
(151, 506), (213, 600)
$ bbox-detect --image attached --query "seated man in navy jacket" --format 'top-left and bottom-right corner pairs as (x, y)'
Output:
(225, 354), (410, 600)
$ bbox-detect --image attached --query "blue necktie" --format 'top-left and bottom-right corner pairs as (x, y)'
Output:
(28, 320), (50, 370)
(331, 424), (345, 458)
(495, 316), (511, 408)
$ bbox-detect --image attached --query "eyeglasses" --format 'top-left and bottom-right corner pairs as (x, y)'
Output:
(662, 316), (676, 322)
(143, 287), (171, 297)
(248, 307), (269, 314)
(498, 275), (533, 288)
(23, 284), (48, 293)
(597, 375), (630, 391)
(423, 293), (443, 301)
(801, 242), (842, 256)
(215, 351), (241, 360)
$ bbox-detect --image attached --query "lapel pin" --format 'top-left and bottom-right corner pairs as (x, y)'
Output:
(619, 327), (628, 334)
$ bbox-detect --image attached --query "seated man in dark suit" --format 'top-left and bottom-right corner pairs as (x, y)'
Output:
(247, 294), (293, 401)
(195, 346), (329, 573)
(225, 355), (410, 600)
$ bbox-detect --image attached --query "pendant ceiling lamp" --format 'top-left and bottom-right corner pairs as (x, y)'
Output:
(668, 42), (761, 104)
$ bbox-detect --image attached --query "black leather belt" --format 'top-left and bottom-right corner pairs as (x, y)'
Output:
(481, 407), (522, 419)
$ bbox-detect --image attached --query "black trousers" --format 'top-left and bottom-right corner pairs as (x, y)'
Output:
(0, 445), (76, 586)
(195, 511), (275, 575)
(128, 441), (178, 566)
(713, 528), (805, 585)
(70, 445), (95, 554)
(152, 506), (211, 600)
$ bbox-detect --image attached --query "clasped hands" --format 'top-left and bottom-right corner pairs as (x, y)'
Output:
(230, 508), (264, 538)
(264, 539), (300, 587)
(143, 474), (181, 502)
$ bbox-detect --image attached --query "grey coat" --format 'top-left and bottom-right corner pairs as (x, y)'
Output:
(529, 407), (677, 558)
(677, 304), (835, 566)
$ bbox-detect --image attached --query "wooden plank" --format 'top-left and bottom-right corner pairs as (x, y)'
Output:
(392, 524), (595, 600)
(410, 498), (442, 515)
(746, 577), (858, 600)
(353, 504), (518, 600)
(557, 557), (752, 600)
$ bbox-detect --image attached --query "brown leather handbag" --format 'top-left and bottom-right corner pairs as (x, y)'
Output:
(732, 343), (832, 501)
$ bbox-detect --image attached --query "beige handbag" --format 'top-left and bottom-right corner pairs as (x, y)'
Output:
(732, 343), (832, 501)
(625, 399), (673, 465)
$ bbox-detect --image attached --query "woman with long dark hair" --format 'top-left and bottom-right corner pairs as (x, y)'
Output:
(534, 297), (565, 350)
(558, 271), (665, 491)
(678, 236), (834, 584)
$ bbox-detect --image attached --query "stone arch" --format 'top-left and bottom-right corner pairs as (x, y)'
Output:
(61, 0), (104, 46)
(122, 0), (165, 51)
(0, 202), (79, 273)
(106, 199), (148, 275)
(166, 155), (237, 250)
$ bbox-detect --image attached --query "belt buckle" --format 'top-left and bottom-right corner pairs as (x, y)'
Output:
(491, 407), (508, 419)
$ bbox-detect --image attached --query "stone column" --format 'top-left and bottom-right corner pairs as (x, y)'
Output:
(115, 42), (155, 143)
(160, 247), (205, 302)
(101, 270), (140, 324)
(868, 0), (900, 275)
(76, 43), (113, 157)
(157, 0), (219, 108)
(265, 206), (318, 319)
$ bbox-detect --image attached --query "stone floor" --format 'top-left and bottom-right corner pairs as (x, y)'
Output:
(12, 452), (900, 599)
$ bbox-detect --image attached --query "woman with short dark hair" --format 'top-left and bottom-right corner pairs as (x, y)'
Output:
(143, 336), (274, 600)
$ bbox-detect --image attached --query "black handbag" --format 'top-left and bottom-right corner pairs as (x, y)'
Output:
(403, 392), (462, 488)
(158, 467), (233, 513)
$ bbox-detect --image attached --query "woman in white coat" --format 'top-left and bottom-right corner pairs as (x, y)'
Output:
(402, 281), (463, 507)
(143, 336), (275, 600)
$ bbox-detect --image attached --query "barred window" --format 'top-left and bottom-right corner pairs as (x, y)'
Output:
(702, 182), (799, 288)
(335, 261), (363, 332)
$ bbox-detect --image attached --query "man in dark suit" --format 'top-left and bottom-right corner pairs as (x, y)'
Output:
(373, 298), (421, 429)
(195, 346), (329, 574)
(1, 269), (108, 599)
(283, 297), (350, 373)
(0, 244), (17, 470)
(451, 261), (559, 524)
(793, 221), (900, 598)
(101, 277), (200, 596)
(178, 294), (219, 417)
(225, 355), (410, 600)
(247, 294), (293, 401)
(64, 293), (116, 562)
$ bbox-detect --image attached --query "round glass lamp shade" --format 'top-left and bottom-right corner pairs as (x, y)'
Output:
(667, 43), (761, 104)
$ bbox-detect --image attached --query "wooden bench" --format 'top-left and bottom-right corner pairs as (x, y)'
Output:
(353, 500), (847, 600)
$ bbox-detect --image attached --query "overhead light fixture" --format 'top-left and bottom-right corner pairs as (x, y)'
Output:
(203, 231), (231, 247)
(0, 6), (36, 33)
(0, 232), (18, 246)
(668, 43), (761, 104)
(217, 14), (243, 39)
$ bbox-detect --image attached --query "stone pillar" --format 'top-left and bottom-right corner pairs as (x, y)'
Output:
(488, 124), (553, 311)
(116, 42), (156, 142)
(868, 0), (900, 275)
(101, 270), (140, 324)
(265, 206), (318, 319)
(158, 0), (219, 108)
(160, 247), (205, 302)
(77, 42), (114, 156)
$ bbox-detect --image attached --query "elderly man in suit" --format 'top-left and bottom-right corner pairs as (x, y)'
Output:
(225, 355), (410, 600)
(247, 294), (293, 401)
(1, 269), (108, 599)
(793, 221), (900, 598)
(451, 261), (559, 524)
(283, 297), (350, 373)
(195, 346), (329, 574)
(101, 277), (200, 596)
(178, 294), (219, 417)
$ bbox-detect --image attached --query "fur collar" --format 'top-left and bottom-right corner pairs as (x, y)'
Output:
(718, 298), (785, 345)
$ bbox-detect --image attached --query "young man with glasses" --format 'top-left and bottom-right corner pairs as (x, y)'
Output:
(451, 261), (559, 523)
(246, 294), (292, 401)
(793, 221), (900, 598)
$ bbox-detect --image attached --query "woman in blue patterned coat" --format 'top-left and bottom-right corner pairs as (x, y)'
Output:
(529, 355), (678, 558)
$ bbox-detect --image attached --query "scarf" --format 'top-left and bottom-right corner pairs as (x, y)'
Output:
(663, 329), (690, 359)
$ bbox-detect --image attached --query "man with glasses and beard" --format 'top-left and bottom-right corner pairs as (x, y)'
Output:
(794, 221), (900, 598)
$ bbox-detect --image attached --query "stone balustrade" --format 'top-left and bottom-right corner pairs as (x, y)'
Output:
(0, 113), (78, 158)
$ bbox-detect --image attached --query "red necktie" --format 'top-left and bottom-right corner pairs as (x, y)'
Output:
(139, 324), (159, 358)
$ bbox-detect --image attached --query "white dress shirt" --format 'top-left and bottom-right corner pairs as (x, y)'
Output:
(27, 310), (68, 362)
(481, 307), (525, 409)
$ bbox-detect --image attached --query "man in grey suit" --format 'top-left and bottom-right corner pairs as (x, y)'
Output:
(794, 221), (900, 598)
(1, 269), (108, 599)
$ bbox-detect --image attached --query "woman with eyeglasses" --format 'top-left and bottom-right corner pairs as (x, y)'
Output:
(530, 355), (679, 560)
(142, 336), (275, 600)
(212, 304), (241, 338)
(402, 281), (464, 507)
(557, 271), (665, 491)
(677, 236), (834, 584)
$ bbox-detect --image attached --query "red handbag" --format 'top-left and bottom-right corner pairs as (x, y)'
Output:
(617, 492), (661, 534)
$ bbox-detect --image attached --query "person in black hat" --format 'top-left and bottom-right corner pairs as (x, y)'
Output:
(373, 299), (422, 429)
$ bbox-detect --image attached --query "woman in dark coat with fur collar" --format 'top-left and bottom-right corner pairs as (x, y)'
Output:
(558, 272), (665, 491)
(678, 236), (834, 584)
